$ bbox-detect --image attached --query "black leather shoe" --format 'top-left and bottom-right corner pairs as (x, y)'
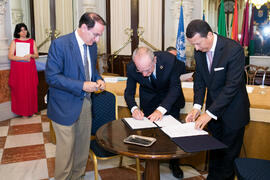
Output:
(169, 161), (183, 179)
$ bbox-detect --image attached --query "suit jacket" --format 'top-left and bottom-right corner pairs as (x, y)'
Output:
(193, 34), (250, 130)
(45, 32), (102, 125)
(124, 51), (185, 119)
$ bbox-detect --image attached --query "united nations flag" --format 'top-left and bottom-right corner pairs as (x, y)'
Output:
(176, 2), (186, 63)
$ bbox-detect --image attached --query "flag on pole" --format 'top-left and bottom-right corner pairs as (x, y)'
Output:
(176, 1), (186, 63)
(240, 0), (249, 46)
(203, 10), (205, 21)
(218, 0), (227, 37)
(231, 0), (238, 41)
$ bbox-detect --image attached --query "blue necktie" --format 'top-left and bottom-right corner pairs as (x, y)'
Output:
(150, 73), (157, 87)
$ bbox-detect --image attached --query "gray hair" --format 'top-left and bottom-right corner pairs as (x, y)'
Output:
(132, 47), (154, 62)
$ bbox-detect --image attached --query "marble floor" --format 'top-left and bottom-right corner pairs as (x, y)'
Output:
(0, 110), (208, 180)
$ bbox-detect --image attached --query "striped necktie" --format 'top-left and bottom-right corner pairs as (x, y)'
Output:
(83, 44), (90, 81)
(83, 44), (91, 99)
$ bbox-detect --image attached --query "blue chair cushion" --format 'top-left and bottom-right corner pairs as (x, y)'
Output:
(91, 91), (116, 135)
(235, 158), (270, 180)
(90, 139), (117, 158)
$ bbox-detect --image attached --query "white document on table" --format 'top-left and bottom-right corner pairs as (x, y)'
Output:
(161, 122), (208, 138)
(123, 117), (157, 129)
(154, 115), (182, 127)
(104, 77), (128, 83)
(16, 42), (30, 57)
(123, 115), (181, 129)
(180, 72), (194, 81)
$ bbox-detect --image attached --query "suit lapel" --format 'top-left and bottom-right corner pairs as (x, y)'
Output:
(70, 32), (86, 80)
(89, 45), (95, 80)
(202, 52), (209, 74)
(196, 51), (210, 84)
(155, 56), (166, 88)
(209, 35), (225, 82)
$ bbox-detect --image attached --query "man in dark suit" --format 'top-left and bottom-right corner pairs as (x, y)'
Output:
(124, 47), (185, 178)
(185, 19), (250, 180)
(45, 12), (105, 180)
(166, 46), (186, 75)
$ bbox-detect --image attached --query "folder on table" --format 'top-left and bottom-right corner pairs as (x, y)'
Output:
(171, 135), (227, 153)
(161, 122), (227, 152)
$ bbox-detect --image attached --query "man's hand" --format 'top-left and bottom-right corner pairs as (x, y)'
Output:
(96, 79), (106, 91)
(194, 113), (212, 130)
(83, 81), (99, 93)
(185, 108), (200, 122)
(132, 108), (144, 120)
(148, 110), (163, 122)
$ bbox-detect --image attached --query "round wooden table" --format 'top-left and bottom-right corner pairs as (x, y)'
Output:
(96, 120), (195, 180)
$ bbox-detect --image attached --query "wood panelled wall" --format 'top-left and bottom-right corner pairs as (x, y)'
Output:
(106, 0), (164, 76)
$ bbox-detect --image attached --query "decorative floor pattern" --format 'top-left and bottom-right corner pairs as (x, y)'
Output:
(0, 111), (208, 180)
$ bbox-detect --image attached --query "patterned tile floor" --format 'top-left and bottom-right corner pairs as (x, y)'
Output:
(0, 110), (208, 180)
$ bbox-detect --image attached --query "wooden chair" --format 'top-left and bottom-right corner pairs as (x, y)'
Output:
(254, 66), (269, 86)
(244, 64), (258, 85)
(89, 90), (141, 180)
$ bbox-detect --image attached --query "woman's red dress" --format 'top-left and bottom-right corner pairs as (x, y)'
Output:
(9, 39), (39, 116)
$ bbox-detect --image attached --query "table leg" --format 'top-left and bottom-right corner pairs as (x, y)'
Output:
(144, 159), (160, 180)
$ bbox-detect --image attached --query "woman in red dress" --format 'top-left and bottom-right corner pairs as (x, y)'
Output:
(8, 23), (39, 117)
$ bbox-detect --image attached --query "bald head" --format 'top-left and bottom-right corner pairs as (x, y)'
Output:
(132, 47), (156, 77)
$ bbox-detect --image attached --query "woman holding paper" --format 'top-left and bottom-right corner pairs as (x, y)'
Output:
(8, 23), (39, 117)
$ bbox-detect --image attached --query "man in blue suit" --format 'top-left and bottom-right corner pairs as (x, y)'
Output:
(185, 20), (250, 180)
(45, 12), (106, 180)
(124, 47), (185, 178)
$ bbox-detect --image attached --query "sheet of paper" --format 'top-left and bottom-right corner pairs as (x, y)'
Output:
(104, 77), (128, 83)
(180, 72), (194, 81)
(181, 82), (194, 88)
(246, 86), (254, 93)
(117, 77), (128, 81)
(161, 122), (208, 138)
(16, 42), (30, 57)
(154, 115), (182, 128)
(123, 117), (157, 129)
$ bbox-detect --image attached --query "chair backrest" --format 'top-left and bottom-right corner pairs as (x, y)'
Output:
(254, 66), (269, 86)
(235, 158), (270, 179)
(91, 90), (118, 135)
(244, 64), (258, 85)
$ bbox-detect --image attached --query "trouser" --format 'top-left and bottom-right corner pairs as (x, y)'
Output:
(207, 125), (245, 180)
(52, 98), (92, 180)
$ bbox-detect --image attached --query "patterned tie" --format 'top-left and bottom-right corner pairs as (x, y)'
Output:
(206, 51), (213, 72)
(83, 44), (90, 81)
(83, 44), (91, 99)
